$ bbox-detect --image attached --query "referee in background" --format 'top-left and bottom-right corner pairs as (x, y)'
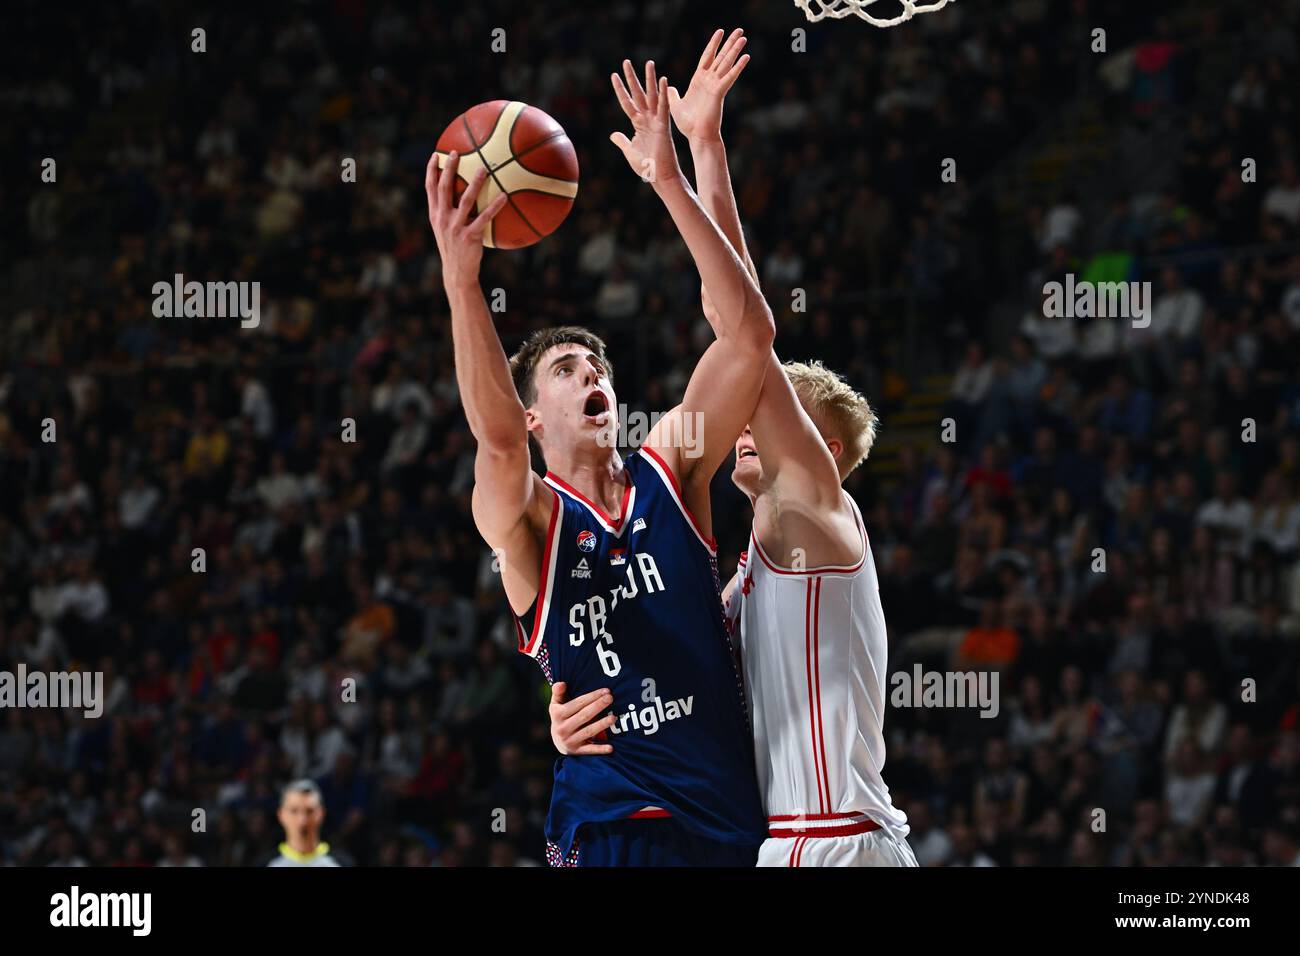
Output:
(265, 780), (353, 867)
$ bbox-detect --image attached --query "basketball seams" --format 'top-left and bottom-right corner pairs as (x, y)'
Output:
(450, 113), (506, 245)
(460, 107), (542, 247)
(499, 198), (545, 246)
(496, 105), (545, 243)
(492, 196), (572, 249)
(504, 103), (569, 171)
(492, 129), (579, 183)
(493, 188), (579, 202)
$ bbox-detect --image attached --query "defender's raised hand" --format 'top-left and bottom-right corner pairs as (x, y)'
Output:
(609, 60), (682, 188)
(425, 151), (509, 288)
(668, 28), (750, 144)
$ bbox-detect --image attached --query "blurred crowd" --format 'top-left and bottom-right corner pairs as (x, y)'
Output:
(1, 0), (1298, 866)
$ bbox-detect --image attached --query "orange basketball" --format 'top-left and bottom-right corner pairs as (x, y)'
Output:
(435, 100), (579, 250)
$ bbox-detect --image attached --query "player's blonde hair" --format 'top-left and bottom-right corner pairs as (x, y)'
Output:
(783, 360), (878, 480)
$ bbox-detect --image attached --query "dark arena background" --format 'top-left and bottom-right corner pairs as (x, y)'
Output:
(0, 0), (1297, 936)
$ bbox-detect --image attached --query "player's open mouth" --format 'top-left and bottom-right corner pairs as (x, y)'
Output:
(582, 390), (610, 424)
(738, 448), (758, 461)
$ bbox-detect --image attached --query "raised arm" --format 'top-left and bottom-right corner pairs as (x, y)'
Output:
(671, 30), (757, 281)
(609, 59), (774, 501)
(673, 30), (841, 507)
(426, 154), (549, 584)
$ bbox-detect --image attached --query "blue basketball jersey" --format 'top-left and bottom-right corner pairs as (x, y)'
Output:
(516, 447), (767, 859)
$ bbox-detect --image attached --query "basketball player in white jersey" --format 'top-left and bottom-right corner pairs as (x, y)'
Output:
(549, 29), (915, 867)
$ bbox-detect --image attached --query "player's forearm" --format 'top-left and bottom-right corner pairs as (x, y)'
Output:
(654, 174), (772, 347)
(688, 137), (758, 283)
(445, 277), (528, 450)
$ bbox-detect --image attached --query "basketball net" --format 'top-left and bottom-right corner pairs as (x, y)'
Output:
(794, 0), (955, 27)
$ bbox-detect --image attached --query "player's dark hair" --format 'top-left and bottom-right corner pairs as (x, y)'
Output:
(508, 326), (614, 406)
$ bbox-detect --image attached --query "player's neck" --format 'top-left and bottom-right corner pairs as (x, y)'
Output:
(287, 834), (321, 856)
(548, 447), (627, 513)
(734, 473), (771, 508)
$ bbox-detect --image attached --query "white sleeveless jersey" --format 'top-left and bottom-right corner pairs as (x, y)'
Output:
(725, 493), (909, 842)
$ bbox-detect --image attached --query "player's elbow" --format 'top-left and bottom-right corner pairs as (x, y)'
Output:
(731, 299), (775, 354)
(473, 420), (527, 456)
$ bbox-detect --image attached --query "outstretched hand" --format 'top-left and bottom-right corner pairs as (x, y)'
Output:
(668, 28), (750, 144)
(609, 59), (682, 188)
(425, 151), (509, 287)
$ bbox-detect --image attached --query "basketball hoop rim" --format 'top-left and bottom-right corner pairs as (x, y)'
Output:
(794, 0), (956, 28)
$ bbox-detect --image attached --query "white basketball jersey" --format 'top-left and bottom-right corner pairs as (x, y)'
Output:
(726, 492), (909, 842)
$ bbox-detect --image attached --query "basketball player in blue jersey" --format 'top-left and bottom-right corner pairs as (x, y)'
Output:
(425, 59), (771, 865)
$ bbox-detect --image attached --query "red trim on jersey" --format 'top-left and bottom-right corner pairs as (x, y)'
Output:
(751, 529), (866, 576)
(748, 492), (869, 576)
(638, 445), (717, 551)
(794, 837), (808, 867)
(627, 808), (672, 820)
(519, 489), (561, 656)
(769, 818), (882, 839)
(812, 578), (832, 808)
(804, 580), (826, 814)
(544, 470), (633, 532)
(769, 811), (875, 822)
